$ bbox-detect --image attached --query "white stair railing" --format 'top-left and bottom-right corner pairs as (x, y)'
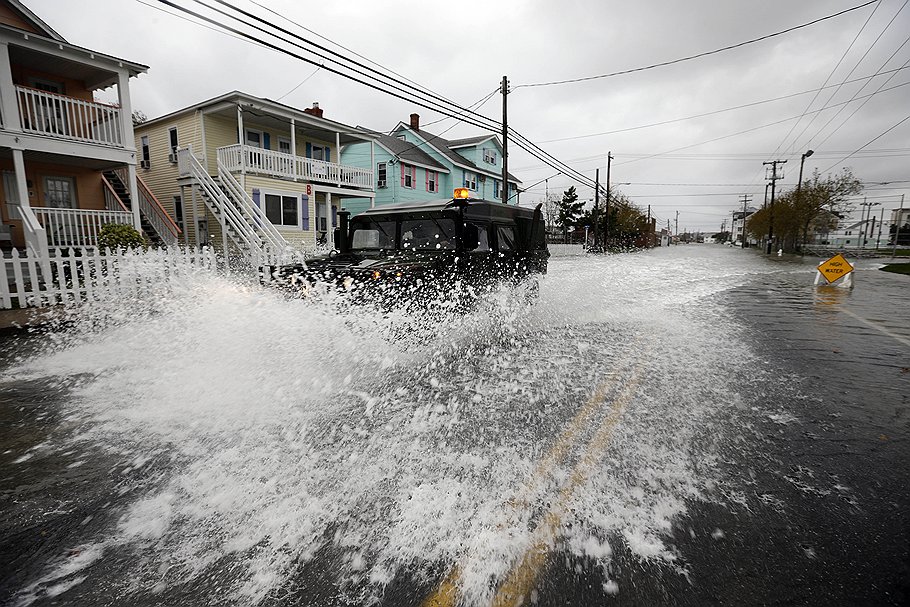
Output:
(180, 149), (266, 261)
(216, 159), (291, 260)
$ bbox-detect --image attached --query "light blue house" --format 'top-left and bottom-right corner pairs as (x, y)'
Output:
(340, 113), (521, 216)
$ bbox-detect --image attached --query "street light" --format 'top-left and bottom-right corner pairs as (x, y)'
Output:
(796, 149), (813, 250)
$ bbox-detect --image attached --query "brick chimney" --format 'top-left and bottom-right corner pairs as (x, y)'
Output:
(303, 102), (323, 118)
(409, 113), (420, 129)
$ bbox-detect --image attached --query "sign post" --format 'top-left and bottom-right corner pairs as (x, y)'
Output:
(815, 253), (855, 287)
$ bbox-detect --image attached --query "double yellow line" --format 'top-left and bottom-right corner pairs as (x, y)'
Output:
(423, 354), (648, 607)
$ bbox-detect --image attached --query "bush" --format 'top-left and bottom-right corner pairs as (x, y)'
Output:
(98, 223), (146, 252)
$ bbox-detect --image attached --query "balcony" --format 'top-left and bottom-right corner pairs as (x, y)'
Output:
(15, 85), (123, 147)
(217, 144), (372, 189)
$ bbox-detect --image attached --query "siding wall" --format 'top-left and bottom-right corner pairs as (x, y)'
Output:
(135, 105), (361, 253)
(134, 111), (202, 245)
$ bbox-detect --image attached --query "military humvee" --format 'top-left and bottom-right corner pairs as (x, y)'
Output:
(275, 190), (549, 307)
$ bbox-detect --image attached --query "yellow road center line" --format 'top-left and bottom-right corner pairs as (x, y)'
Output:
(492, 368), (645, 606)
(421, 354), (647, 607)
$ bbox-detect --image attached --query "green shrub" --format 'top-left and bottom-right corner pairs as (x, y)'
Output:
(98, 223), (146, 252)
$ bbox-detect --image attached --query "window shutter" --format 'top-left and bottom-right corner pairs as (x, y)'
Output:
(331, 205), (337, 228)
(425, 169), (429, 191)
(301, 194), (310, 230)
(305, 143), (312, 158)
(252, 188), (260, 207)
(401, 163), (406, 186)
(263, 133), (271, 150)
(411, 165), (416, 187)
(326, 147), (331, 163)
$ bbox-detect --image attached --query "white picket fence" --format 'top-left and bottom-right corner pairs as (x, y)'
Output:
(1, 246), (217, 309)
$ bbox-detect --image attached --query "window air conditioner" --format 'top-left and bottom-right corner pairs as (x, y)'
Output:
(140, 160), (150, 169)
(168, 152), (178, 164)
(378, 179), (387, 188)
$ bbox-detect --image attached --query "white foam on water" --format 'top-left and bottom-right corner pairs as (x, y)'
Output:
(9, 246), (772, 605)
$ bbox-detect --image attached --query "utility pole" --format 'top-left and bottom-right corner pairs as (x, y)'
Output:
(604, 152), (612, 247)
(593, 167), (600, 249)
(501, 75), (509, 203)
(674, 210), (679, 245)
(893, 194), (905, 258)
(763, 159), (787, 253)
(739, 194), (752, 248)
(876, 206), (885, 250)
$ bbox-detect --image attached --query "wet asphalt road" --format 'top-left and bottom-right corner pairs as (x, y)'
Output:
(0, 247), (908, 606)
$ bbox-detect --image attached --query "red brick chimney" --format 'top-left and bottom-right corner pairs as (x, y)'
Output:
(409, 113), (419, 129)
(303, 102), (323, 118)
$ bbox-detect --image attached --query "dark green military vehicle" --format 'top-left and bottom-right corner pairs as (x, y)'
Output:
(276, 192), (548, 307)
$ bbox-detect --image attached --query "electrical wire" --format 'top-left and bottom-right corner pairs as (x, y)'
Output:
(534, 66), (909, 144)
(786, 0), (909, 154)
(156, 0), (603, 193)
(513, 0), (879, 89)
(820, 112), (910, 172)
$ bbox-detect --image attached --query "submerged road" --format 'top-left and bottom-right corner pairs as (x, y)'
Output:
(0, 245), (908, 606)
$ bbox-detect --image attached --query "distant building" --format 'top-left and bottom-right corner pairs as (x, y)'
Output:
(730, 206), (758, 245)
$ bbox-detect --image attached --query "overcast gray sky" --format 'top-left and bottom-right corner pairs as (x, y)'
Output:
(30, 0), (910, 232)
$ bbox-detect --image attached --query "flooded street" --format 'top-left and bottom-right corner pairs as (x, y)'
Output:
(1, 245), (907, 606)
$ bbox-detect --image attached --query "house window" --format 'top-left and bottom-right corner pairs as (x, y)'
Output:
(402, 163), (415, 188)
(426, 170), (438, 193)
(173, 195), (184, 231)
(494, 179), (501, 199)
(43, 176), (76, 208)
(311, 145), (327, 161)
(140, 135), (150, 167)
(483, 149), (496, 165)
(264, 193), (299, 227)
(463, 171), (477, 191)
(168, 127), (178, 154)
(278, 137), (291, 154)
(245, 129), (263, 148)
(377, 162), (387, 188)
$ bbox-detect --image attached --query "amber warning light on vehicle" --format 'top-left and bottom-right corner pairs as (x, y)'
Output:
(453, 188), (470, 200)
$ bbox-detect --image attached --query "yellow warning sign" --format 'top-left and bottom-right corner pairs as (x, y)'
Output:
(817, 253), (854, 284)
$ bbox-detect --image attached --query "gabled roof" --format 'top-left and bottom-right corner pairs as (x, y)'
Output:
(447, 134), (497, 149)
(363, 130), (448, 172)
(3, 0), (66, 42)
(391, 122), (521, 183)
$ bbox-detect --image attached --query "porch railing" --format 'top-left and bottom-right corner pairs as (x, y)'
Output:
(111, 168), (181, 245)
(16, 85), (123, 146)
(32, 207), (133, 247)
(216, 144), (373, 188)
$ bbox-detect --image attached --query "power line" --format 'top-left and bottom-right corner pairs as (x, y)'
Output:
(821, 112), (910, 172)
(535, 66), (910, 144)
(513, 0), (879, 89)
(156, 0), (602, 192)
(789, 0), (909, 155)
(772, 0), (885, 157)
(614, 80), (910, 166)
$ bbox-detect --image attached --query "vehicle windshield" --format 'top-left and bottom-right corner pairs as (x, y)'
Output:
(401, 217), (456, 250)
(350, 219), (396, 251)
(349, 214), (457, 251)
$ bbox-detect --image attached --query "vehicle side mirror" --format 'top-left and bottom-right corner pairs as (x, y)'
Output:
(462, 224), (479, 250)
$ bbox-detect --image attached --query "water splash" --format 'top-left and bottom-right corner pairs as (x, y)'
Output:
(6, 246), (770, 606)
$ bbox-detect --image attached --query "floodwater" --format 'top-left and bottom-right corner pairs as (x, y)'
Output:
(0, 245), (907, 606)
